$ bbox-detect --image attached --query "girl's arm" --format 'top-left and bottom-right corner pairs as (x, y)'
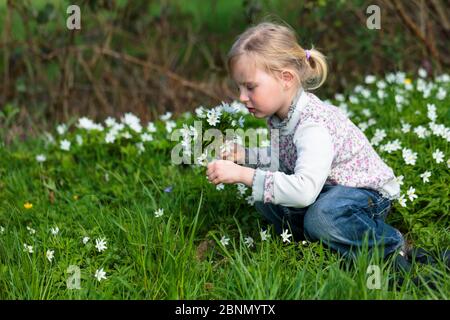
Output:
(251, 123), (334, 208)
(221, 143), (271, 169)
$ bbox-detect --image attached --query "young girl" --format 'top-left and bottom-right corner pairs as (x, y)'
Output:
(206, 22), (408, 265)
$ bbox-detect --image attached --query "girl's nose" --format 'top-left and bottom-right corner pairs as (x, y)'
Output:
(239, 92), (249, 103)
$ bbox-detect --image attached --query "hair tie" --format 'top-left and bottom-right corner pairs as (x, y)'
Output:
(305, 50), (311, 61)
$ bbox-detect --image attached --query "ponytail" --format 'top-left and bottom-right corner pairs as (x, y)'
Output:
(302, 46), (328, 90)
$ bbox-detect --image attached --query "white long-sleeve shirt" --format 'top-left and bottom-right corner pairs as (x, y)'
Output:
(245, 88), (400, 208)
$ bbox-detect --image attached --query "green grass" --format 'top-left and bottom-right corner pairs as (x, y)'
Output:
(0, 72), (449, 299)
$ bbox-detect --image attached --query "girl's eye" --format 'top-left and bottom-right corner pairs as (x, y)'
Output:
(236, 85), (255, 91)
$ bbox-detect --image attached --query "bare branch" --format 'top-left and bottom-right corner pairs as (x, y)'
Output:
(392, 1), (444, 67)
(92, 47), (222, 101)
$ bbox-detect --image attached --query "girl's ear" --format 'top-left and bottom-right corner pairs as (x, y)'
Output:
(280, 70), (296, 88)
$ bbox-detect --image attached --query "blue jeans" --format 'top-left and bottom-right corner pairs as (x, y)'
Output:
(254, 184), (405, 258)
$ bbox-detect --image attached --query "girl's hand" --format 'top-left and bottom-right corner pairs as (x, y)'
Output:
(206, 160), (242, 185)
(220, 143), (245, 164)
(206, 160), (255, 187)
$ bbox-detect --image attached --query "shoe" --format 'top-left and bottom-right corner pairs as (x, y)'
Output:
(406, 247), (436, 265)
(387, 248), (446, 291)
(435, 249), (450, 269)
(389, 250), (412, 274)
(442, 249), (450, 269)
(407, 247), (450, 269)
(389, 273), (438, 291)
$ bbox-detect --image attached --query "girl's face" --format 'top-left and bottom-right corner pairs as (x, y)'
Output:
(231, 55), (294, 119)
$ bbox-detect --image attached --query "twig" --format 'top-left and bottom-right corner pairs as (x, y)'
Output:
(77, 51), (111, 114)
(58, 32), (75, 120)
(430, 0), (450, 31)
(392, 1), (444, 68)
(93, 47), (222, 101)
(2, 0), (12, 103)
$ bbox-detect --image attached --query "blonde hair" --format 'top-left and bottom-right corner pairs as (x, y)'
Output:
(227, 21), (328, 91)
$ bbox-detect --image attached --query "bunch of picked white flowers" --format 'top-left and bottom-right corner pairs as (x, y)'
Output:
(184, 101), (250, 167)
(186, 101), (259, 205)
